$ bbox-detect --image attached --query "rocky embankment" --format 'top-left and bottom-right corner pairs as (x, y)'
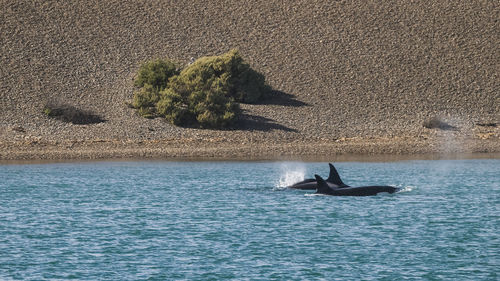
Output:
(1, 0), (498, 161)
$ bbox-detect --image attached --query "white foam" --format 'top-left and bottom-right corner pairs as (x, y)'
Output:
(275, 163), (306, 189)
(398, 185), (415, 193)
(304, 193), (323, 197)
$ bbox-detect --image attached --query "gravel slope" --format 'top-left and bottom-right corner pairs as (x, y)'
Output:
(1, 0), (498, 159)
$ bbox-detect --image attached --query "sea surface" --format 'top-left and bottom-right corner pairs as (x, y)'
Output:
(0, 159), (498, 280)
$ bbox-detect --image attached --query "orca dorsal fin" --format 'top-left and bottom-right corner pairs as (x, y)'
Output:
(315, 175), (331, 194)
(327, 163), (346, 186)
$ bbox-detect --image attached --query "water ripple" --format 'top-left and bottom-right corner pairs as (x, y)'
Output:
(0, 160), (498, 280)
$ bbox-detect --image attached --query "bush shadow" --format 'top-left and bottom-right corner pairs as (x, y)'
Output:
(258, 90), (308, 107)
(44, 104), (106, 125)
(233, 111), (298, 132)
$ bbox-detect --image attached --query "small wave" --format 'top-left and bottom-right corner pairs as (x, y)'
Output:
(304, 193), (323, 197)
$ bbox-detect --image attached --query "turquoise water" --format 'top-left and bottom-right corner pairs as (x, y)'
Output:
(0, 160), (498, 280)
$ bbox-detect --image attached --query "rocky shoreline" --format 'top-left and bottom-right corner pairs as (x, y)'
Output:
(2, 126), (498, 162)
(1, 0), (498, 161)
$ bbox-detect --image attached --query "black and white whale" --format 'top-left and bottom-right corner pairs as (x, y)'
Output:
(288, 163), (347, 190)
(314, 174), (400, 196)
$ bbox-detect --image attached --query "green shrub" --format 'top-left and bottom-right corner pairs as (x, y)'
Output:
(176, 49), (271, 103)
(156, 82), (239, 128)
(132, 84), (160, 118)
(134, 58), (179, 90)
(132, 50), (269, 128)
(225, 50), (272, 103)
(156, 88), (190, 125)
(189, 88), (239, 128)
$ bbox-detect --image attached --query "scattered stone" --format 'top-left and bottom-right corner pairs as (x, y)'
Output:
(11, 126), (25, 133)
(0, 1), (498, 160)
(476, 122), (497, 127)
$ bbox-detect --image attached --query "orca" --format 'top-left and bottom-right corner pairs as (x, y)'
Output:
(288, 163), (347, 190)
(314, 174), (400, 196)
